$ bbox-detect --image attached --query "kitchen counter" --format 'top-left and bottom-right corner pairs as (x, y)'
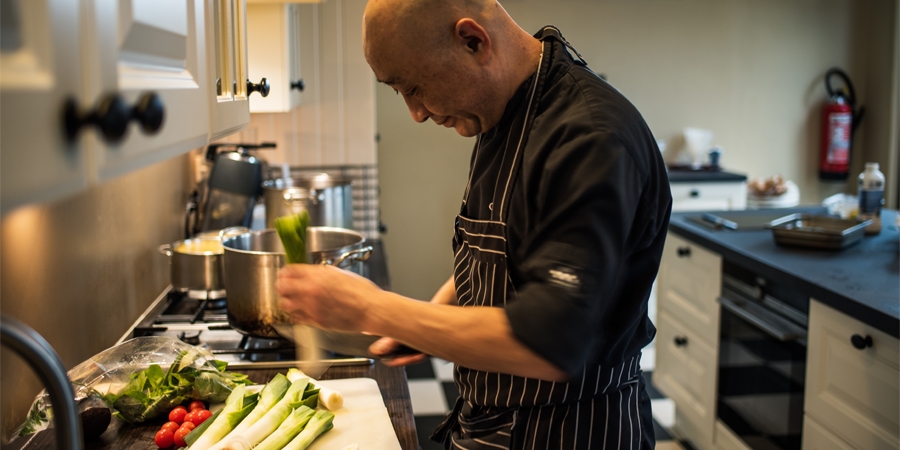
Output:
(669, 207), (900, 337)
(666, 168), (748, 183)
(18, 363), (418, 449)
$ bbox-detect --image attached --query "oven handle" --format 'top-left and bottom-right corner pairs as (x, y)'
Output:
(718, 296), (804, 342)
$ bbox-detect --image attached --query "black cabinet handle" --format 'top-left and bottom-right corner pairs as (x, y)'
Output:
(674, 336), (688, 347)
(63, 92), (165, 143)
(247, 78), (270, 97)
(677, 246), (691, 258)
(290, 79), (305, 91)
(690, 189), (700, 198)
(851, 334), (873, 350)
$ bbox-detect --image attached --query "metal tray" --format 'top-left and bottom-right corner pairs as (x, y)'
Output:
(766, 214), (872, 249)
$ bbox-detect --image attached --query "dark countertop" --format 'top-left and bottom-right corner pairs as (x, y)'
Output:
(669, 207), (900, 337)
(667, 168), (748, 183)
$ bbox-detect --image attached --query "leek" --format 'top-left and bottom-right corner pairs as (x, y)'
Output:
(188, 385), (258, 450)
(282, 409), (335, 450)
(292, 369), (343, 411)
(206, 373), (291, 450)
(217, 373), (310, 448)
(275, 210), (310, 264)
(252, 406), (315, 450)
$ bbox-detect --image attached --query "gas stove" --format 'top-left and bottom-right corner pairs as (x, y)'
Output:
(117, 287), (373, 369)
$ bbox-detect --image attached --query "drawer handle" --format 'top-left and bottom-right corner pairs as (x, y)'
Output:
(63, 92), (165, 143)
(689, 189), (700, 198)
(851, 334), (873, 350)
(247, 78), (271, 97)
(674, 336), (688, 347)
(677, 247), (691, 258)
(290, 79), (306, 91)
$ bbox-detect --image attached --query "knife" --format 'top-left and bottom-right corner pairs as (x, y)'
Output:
(702, 213), (738, 230)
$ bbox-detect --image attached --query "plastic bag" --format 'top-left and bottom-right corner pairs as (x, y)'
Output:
(15, 336), (251, 436)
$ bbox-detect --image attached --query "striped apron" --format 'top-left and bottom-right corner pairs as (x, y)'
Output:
(431, 27), (654, 450)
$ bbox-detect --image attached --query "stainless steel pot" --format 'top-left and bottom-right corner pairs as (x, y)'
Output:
(221, 227), (373, 338)
(263, 175), (353, 230)
(158, 227), (247, 292)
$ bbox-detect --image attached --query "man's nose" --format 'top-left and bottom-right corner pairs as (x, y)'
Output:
(403, 95), (431, 123)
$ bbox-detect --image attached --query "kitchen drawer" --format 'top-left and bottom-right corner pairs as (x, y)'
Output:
(670, 181), (747, 212)
(653, 311), (718, 447)
(657, 233), (722, 346)
(805, 299), (899, 450)
(802, 415), (857, 450)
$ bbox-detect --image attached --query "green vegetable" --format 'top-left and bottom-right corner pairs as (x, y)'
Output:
(253, 406), (315, 450)
(275, 210), (311, 264)
(187, 385), (258, 449)
(217, 372), (310, 449)
(206, 373), (291, 450)
(102, 350), (251, 424)
(282, 409), (335, 450)
(185, 408), (223, 446)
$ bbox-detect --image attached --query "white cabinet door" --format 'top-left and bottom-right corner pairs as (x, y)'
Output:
(805, 299), (899, 450)
(208, 0), (250, 141)
(657, 233), (723, 346)
(0, 0), (88, 215)
(802, 415), (857, 450)
(247, 3), (303, 113)
(89, 0), (209, 181)
(670, 181), (747, 212)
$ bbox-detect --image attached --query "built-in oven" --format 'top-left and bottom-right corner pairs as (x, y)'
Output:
(716, 261), (809, 450)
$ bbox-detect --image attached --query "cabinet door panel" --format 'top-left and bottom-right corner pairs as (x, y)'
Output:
(802, 415), (856, 450)
(208, 0), (249, 140)
(658, 233), (722, 346)
(90, 0), (209, 181)
(0, 0), (87, 214)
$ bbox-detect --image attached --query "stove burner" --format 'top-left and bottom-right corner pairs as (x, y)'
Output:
(179, 331), (202, 345)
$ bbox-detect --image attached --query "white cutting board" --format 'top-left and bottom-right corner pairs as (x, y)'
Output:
(308, 378), (402, 450)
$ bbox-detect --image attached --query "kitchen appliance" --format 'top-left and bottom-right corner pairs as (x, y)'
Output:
(221, 228), (372, 338)
(819, 68), (865, 181)
(190, 143), (275, 235)
(717, 262), (808, 450)
(262, 174), (354, 230)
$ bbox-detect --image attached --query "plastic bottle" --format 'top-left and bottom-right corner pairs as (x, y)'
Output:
(857, 162), (885, 234)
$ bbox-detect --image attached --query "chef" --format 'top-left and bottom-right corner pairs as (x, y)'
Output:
(277, 0), (671, 448)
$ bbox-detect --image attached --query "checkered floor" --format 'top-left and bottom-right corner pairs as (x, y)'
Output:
(404, 349), (693, 449)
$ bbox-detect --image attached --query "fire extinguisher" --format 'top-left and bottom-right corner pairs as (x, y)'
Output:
(819, 68), (865, 180)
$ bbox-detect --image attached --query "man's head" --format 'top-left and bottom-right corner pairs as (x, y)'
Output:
(363, 0), (541, 137)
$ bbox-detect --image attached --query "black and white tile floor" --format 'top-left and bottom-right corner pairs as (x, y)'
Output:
(403, 347), (693, 450)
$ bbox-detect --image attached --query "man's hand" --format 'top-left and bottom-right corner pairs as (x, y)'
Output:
(276, 264), (382, 332)
(369, 337), (427, 366)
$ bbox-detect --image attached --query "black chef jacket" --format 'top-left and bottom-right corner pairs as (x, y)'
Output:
(461, 36), (672, 378)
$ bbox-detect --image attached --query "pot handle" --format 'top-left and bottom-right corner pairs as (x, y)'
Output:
(219, 226), (250, 239)
(323, 246), (374, 268)
(283, 189), (324, 206)
(158, 244), (173, 257)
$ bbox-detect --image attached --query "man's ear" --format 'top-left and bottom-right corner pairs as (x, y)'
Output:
(455, 18), (491, 63)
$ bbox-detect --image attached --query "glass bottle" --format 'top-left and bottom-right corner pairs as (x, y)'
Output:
(858, 162), (885, 234)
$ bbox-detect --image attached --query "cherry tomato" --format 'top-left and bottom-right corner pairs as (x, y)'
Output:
(173, 426), (192, 447)
(180, 421), (196, 431)
(183, 410), (197, 425)
(168, 407), (187, 424)
(154, 429), (174, 448)
(160, 421), (180, 434)
(193, 409), (212, 425)
(189, 400), (205, 411)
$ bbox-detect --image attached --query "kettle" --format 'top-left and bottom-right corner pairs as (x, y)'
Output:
(1, 315), (83, 450)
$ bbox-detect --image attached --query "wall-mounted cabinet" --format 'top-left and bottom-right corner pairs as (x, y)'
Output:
(0, 0), (210, 215)
(247, 3), (304, 113)
(207, 0), (251, 141)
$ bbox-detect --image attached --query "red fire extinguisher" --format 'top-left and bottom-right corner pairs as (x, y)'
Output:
(819, 68), (865, 180)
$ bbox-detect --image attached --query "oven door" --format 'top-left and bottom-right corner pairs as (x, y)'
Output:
(717, 286), (808, 450)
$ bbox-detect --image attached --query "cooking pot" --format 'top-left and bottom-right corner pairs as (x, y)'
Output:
(221, 227), (373, 338)
(263, 175), (353, 230)
(158, 227), (247, 292)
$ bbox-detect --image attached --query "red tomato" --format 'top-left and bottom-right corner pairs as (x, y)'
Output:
(160, 421), (180, 434)
(183, 410), (197, 425)
(193, 409), (212, 425)
(154, 429), (174, 448)
(168, 407), (187, 424)
(173, 426), (192, 447)
(180, 421), (196, 431)
(188, 400), (205, 411)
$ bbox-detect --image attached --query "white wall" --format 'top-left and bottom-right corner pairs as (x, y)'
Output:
(377, 0), (898, 300)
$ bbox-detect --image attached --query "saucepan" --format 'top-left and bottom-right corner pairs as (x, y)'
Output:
(221, 227), (373, 338)
(158, 227), (248, 292)
(262, 175), (353, 230)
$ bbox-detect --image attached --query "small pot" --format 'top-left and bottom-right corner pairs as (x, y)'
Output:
(263, 175), (353, 230)
(158, 227), (248, 292)
(222, 227), (373, 338)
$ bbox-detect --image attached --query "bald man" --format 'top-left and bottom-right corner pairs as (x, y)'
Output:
(277, 1), (670, 448)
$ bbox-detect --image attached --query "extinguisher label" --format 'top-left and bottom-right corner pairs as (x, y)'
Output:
(827, 113), (851, 164)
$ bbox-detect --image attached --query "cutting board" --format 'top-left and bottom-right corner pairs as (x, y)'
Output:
(308, 378), (402, 450)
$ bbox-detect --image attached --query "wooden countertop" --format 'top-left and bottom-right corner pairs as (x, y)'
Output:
(20, 363), (418, 450)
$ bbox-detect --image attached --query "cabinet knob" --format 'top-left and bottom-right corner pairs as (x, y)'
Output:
(674, 336), (688, 347)
(689, 189), (700, 198)
(247, 78), (270, 97)
(851, 334), (873, 350)
(62, 92), (165, 143)
(676, 246), (691, 258)
(290, 79), (305, 92)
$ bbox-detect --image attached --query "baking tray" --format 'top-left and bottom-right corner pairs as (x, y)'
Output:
(766, 214), (872, 249)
